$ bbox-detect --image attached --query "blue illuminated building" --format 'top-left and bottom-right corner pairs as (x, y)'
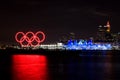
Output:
(64, 39), (112, 50)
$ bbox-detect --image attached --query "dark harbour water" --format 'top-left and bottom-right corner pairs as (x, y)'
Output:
(0, 50), (120, 80)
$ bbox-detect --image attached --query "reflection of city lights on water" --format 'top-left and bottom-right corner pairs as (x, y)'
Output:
(64, 40), (112, 50)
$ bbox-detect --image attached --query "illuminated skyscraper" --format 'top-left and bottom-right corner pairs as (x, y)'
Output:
(96, 21), (112, 42)
(97, 25), (106, 41)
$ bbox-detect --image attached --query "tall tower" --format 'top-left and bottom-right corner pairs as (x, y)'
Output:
(96, 21), (112, 42)
(106, 21), (110, 32)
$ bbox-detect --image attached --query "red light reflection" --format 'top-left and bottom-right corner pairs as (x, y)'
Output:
(12, 55), (48, 80)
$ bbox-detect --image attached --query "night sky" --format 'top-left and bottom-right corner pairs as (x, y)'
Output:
(0, 0), (120, 44)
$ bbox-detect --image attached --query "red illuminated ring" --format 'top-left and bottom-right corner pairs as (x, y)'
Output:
(19, 40), (29, 47)
(25, 32), (35, 43)
(30, 37), (40, 47)
(35, 31), (45, 43)
(15, 32), (25, 43)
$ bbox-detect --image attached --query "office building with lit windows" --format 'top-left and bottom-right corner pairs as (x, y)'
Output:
(96, 21), (113, 42)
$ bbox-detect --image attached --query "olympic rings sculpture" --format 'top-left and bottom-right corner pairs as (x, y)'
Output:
(15, 31), (45, 47)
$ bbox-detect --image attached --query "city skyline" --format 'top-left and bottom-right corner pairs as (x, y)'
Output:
(0, 0), (120, 44)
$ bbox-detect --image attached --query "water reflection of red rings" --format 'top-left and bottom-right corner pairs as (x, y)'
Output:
(15, 31), (45, 47)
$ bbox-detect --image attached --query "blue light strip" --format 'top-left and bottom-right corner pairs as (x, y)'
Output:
(64, 40), (112, 50)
